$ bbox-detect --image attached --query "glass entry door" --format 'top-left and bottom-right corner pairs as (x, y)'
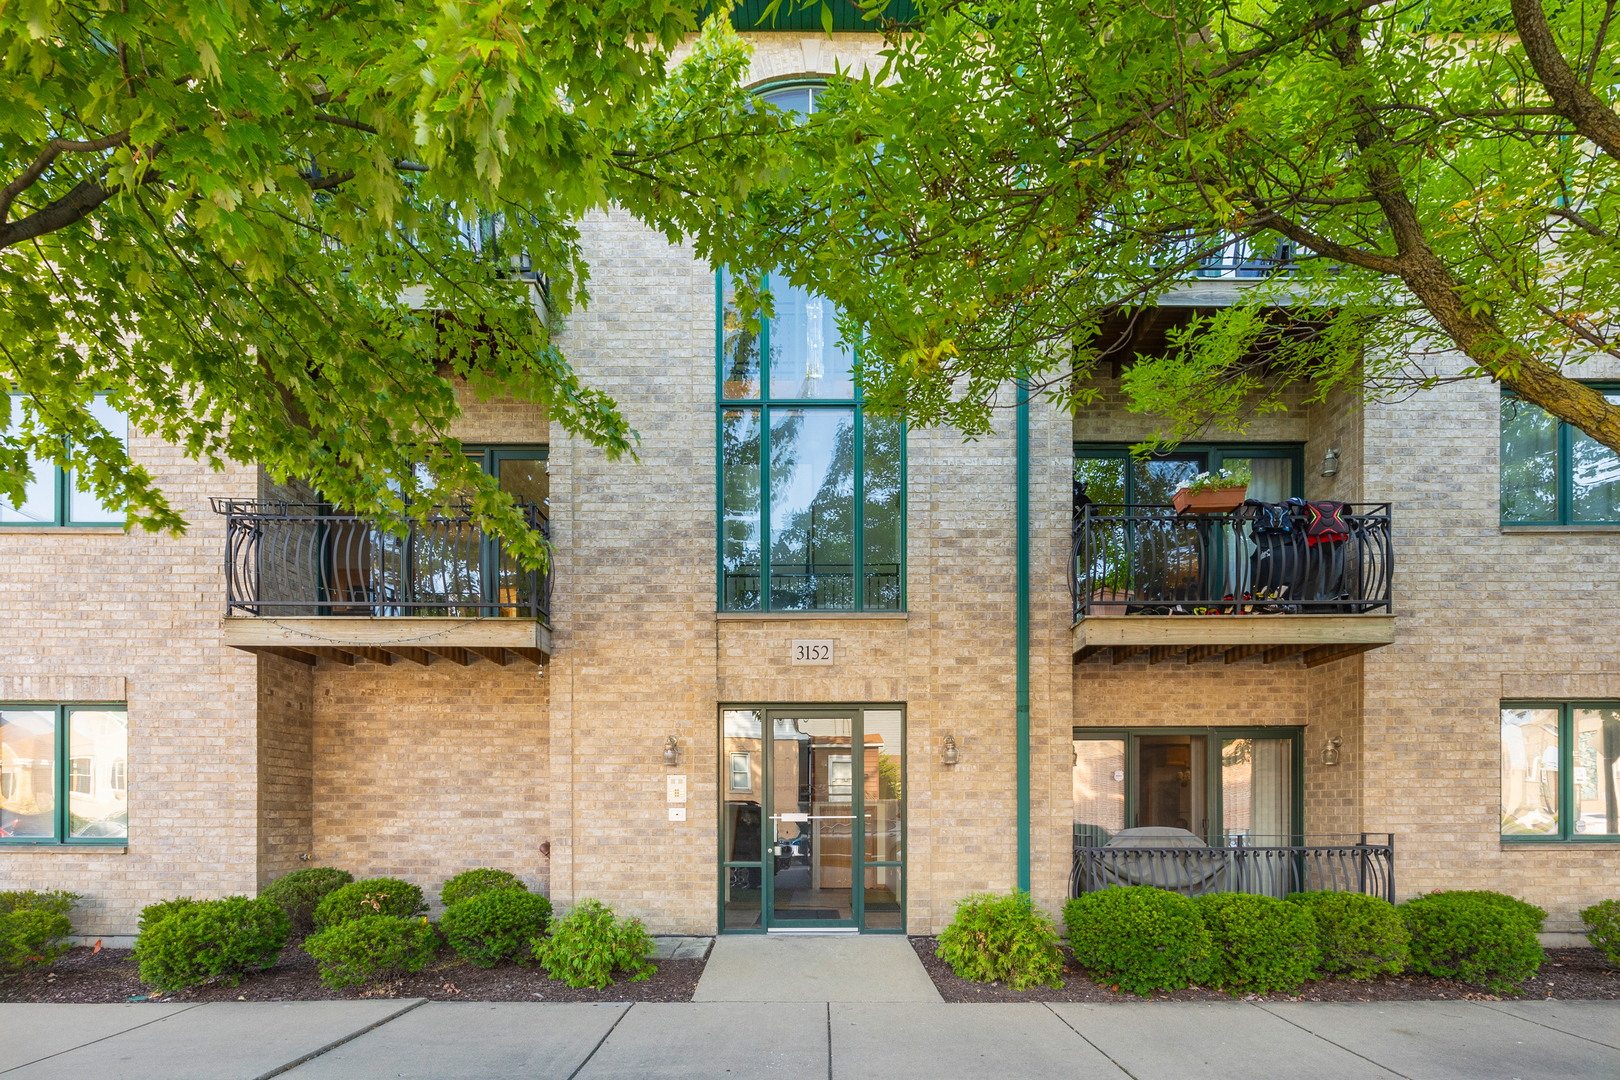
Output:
(720, 706), (904, 932)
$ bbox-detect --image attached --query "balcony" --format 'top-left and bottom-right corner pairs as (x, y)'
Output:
(1070, 503), (1395, 665)
(212, 499), (551, 667)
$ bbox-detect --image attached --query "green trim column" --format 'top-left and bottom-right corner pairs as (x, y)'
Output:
(1016, 379), (1031, 893)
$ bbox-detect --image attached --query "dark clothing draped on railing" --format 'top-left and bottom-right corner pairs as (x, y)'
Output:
(1070, 503), (1392, 622)
(1070, 834), (1395, 903)
(211, 500), (552, 621)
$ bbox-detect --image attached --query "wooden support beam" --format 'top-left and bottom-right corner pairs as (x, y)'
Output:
(423, 646), (470, 666)
(1111, 645), (1145, 665)
(1223, 645), (1264, 664)
(466, 647), (509, 666)
(1074, 645), (1103, 663)
(1303, 643), (1375, 668)
(354, 648), (394, 666)
(1185, 645), (1222, 665)
(509, 648), (546, 666)
(310, 647), (356, 666)
(381, 646), (431, 666)
(1262, 644), (1305, 664)
(1148, 645), (1184, 665)
(259, 646), (317, 667)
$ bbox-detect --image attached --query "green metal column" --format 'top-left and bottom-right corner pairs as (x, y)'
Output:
(1016, 379), (1031, 892)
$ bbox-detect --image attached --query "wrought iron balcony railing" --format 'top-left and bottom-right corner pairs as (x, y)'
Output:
(1070, 503), (1393, 621)
(1071, 833), (1395, 903)
(212, 500), (552, 621)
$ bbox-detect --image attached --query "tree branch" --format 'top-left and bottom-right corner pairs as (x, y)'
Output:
(0, 130), (131, 223)
(1511, 0), (1620, 161)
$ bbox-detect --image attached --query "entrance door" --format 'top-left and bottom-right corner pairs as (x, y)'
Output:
(719, 707), (904, 932)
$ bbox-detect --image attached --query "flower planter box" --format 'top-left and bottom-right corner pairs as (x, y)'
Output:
(1171, 485), (1248, 515)
(1087, 589), (1133, 616)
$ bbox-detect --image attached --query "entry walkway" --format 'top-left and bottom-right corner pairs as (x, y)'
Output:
(692, 933), (942, 1002)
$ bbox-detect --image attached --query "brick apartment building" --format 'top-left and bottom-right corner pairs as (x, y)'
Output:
(3, 18), (1619, 944)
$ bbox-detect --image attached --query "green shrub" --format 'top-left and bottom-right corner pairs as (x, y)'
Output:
(439, 888), (552, 968)
(0, 889), (80, 971)
(304, 915), (439, 989)
(440, 869), (527, 908)
(1287, 892), (1409, 980)
(1402, 890), (1545, 992)
(935, 891), (1064, 991)
(136, 897), (197, 936)
(1581, 899), (1620, 966)
(1196, 893), (1319, 995)
(533, 899), (656, 989)
(261, 868), (354, 936)
(313, 878), (427, 931)
(1064, 886), (1212, 996)
(134, 896), (289, 991)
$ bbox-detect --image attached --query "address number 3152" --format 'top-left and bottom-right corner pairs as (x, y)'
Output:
(791, 639), (834, 666)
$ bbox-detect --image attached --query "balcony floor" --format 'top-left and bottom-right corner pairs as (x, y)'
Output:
(1073, 613), (1394, 667)
(223, 616), (550, 667)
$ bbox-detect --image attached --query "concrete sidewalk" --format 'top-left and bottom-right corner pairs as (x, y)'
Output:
(2, 997), (1618, 1079)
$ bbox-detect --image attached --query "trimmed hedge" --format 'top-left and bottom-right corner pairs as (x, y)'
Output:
(1581, 899), (1620, 967)
(533, 899), (657, 989)
(1287, 892), (1409, 980)
(313, 879), (427, 931)
(1196, 893), (1319, 994)
(1063, 887), (1211, 996)
(137, 897), (197, 936)
(440, 888), (552, 968)
(0, 890), (80, 971)
(134, 896), (289, 991)
(261, 868), (354, 936)
(935, 891), (1064, 991)
(440, 869), (527, 909)
(1401, 890), (1545, 992)
(304, 915), (439, 989)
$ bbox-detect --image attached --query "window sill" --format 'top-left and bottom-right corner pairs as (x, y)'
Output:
(0, 844), (127, 852)
(715, 611), (909, 621)
(1500, 525), (1620, 534)
(0, 526), (129, 535)
(1500, 840), (1620, 848)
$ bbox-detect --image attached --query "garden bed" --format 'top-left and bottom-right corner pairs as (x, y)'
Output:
(910, 937), (1620, 1003)
(0, 942), (707, 1004)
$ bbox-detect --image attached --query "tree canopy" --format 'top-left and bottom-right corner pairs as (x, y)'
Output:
(649, 0), (1620, 455)
(0, 0), (775, 562)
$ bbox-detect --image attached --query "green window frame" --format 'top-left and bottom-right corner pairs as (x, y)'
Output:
(716, 269), (906, 613)
(1073, 443), (1306, 506)
(0, 703), (128, 846)
(1501, 701), (1620, 843)
(1500, 387), (1620, 525)
(1072, 726), (1305, 843)
(1, 393), (129, 527)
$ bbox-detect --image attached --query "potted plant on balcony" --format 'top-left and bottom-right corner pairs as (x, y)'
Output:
(1088, 563), (1134, 616)
(1170, 467), (1251, 515)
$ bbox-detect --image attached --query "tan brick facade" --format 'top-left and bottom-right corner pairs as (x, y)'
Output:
(4, 31), (1619, 939)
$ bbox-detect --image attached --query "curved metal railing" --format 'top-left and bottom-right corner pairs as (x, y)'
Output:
(1071, 503), (1392, 621)
(211, 499), (551, 621)
(1069, 833), (1395, 902)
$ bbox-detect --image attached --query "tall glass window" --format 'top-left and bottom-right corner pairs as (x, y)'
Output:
(1, 393), (128, 526)
(1, 705), (127, 844)
(718, 267), (904, 612)
(1501, 390), (1620, 525)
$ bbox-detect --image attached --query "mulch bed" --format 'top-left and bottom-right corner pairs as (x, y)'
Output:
(910, 937), (1620, 1003)
(0, 941), (708, 1004)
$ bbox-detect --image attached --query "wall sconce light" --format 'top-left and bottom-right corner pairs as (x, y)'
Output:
(942, 734), (959, 766)
(663, 736), (679, 767)
(1322, 735), (1343, 766)
(1320, 447), (1342, 478)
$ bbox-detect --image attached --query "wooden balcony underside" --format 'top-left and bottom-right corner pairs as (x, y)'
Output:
(1073, 614), (1394, 668)
(223, 617), (550, 667)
